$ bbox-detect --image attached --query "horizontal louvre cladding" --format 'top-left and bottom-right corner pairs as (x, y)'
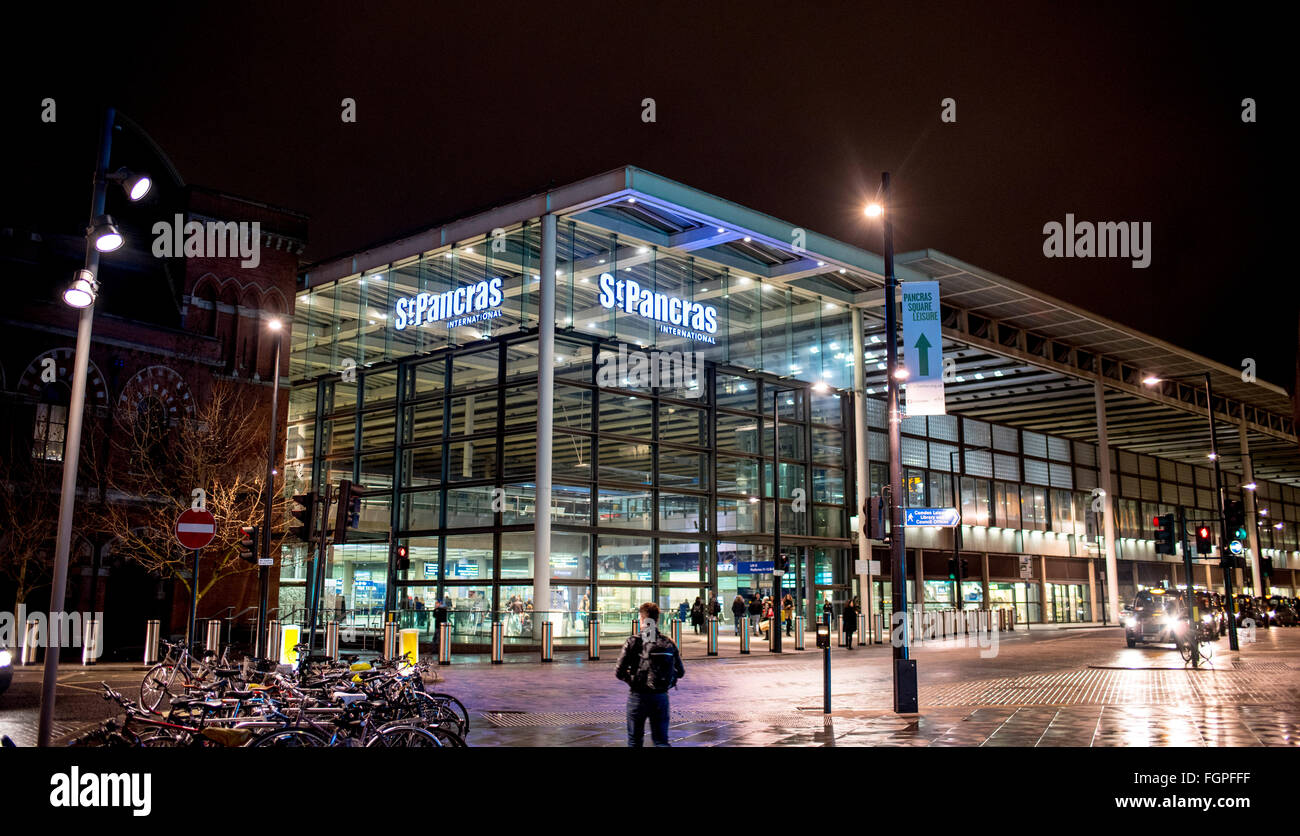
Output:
(1048, 462), (1073, 489)
(902, 436), (928, 468)
(994, 453), (1020, 482)
(992, 424), (1018, 453)
(1159, 459), (1178, 482)
(1118, 450), (1139, 473)
(1072, 441), (1097, 468)
(1141, 478), (1159, 501)
(1022, 431), (1047, 459)
(963, 418), (991, 448)
(867, 397), (886, 429)
(1045, 558), (1090, 581)
(965, 448), (993, 478)
(1161, 482), (1179, 503)
(927, 414), (958, 442)
(1024, 458), (1049, 486)
(1047, 436), (1071, 462)
(1195, 466), (1213, 488)
(930, 442), (959, 474)
(1197, 488), (1214, 508)
(1138, 455), (1158, 478)
(1075, 467), (1098, 491)
(1179, 485), (1196, 506)
(901, 415), (927, 437)
(869, 430), (887, 462)
(1176, 462), (1194, 484)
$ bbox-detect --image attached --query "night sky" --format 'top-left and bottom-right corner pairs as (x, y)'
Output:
(7, 3), (1292, 389)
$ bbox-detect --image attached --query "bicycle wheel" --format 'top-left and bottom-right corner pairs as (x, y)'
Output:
(249, 727), (330, 748)
(411, 692), (466, 736)
(424, 726), (467, 748)
(425, 692), (470, 735)
(141, 664), (192, 712)
(1197, 640), (1214, 662)
(368, 724), (443, 748)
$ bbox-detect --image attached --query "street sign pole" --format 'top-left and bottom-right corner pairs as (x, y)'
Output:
(771, 385), (783, 653)
(1177, 506), (1198, 668)
(188, 548), (200, 652)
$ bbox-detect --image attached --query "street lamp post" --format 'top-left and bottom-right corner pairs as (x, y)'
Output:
(1143, 371), (1239, 651)
(256, 319), (284, 658)
(37, 108), (151, 747)
(867, 171), (918, 712)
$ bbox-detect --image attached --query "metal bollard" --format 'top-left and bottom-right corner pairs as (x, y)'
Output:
(874, 612), (884, 644)
(707, 615), (718, 656)
(438, 623), (452, 665)
(739, 617), (750, 654)
(490, 620), (504, 664)
(324, 621), (339, 660)
(265, 620), (282, 663)
(587, 614), (600, 660)
(541, 619), (553, 662)
(669, 617), (682, 647)
(858, 613), (868, 646)
(838, 614), (847, 647)
(631, 615), (639, 636)
(144, 619), (161, 665)
(22, 618), (40, 665)
(795, 615), (806, 650)
(82, 617), (99, 666)
(205, 618), (222, 657)
(383, 620), (399, 659)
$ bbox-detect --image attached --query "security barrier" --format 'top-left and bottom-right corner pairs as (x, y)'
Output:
(205, 618), (221, 656)
(587, 615), (600, 660)
(265, 620), (282, 664)
(873, 612), (885, 644)
(382, 620), (399, 660)
(706, 616), (718, 656)
(858, 613), (868, 646)
(324, 621), (339, 660)
(82, 617), (99, 666)
(144, 619), (160, 666)
(490, 621), (504, 664)
(438, 623), (452, 665)
(541, 619), (553, 662)
(838, 614), (847, 647)
(795, 615), (806, 650)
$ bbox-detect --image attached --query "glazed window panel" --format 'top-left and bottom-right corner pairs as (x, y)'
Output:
(401, 445), (441, 488)
(445, 438), (498, 483)
(716, 454), (761, 497)
(716, 497), (761, 532)
(551, 385), (592, 432)
(501, 433), (538, 479)
(658, 402), (706, 447)
(717, 411), (761, 453)
(401, 489), (441, 530)
(715, 374), (758, 412)
(812, 427), (846, 464)
(402, 400), (444, 445)
(813, 466), (845, 504)
(597, 488), (654, 529)
(448, 392), (499, 437)
(357, 410), (395, 452)
(658, 447), (707, 490)
(444, 485), (497, 528)
(658, 493), (706, 536)
(552, 431), (591, 479)
(597, 437), (653, 485)
(597, 536), (654, 583)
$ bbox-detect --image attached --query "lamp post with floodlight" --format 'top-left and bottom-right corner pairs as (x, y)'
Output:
(256, 318), (284, 658)
(37, 107), (151, 747)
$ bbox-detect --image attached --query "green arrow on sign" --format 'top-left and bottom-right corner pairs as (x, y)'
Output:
(914, 332), (932, 377)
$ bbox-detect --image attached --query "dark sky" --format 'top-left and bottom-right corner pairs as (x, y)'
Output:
(7, 2), (1293, 388)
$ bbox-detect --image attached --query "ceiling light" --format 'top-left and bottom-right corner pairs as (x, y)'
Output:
(864, 203), (883, 218)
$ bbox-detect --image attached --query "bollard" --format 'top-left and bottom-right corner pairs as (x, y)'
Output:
(205, 618), (222, 657)
(399, 628), (419, 666)
(707, 616), (718, 656)
(669, 617), (682, 648)
(631, 615), (639, 636)
(541, 619), (553, 663)
(858, 613), (868, 646)
(22, 618), (40, 665)
(795, 615), (806, 650)
(838, 614), (847, 647)
(874, 612), (884, 644)
(383, 620), (399, 660)
(587, 614), (600, 660)
(82, 617), (99, 666)
(739, 617), (750, 654)
(490, 620), (504, 664)
(265, 620), (281, 663)
(325, 621), (339, 660)
(439, 621), (452, 665)
(144, 619), (161, 665)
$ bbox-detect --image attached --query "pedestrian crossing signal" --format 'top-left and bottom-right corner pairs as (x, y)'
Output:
(1195, 525), (1212, 555)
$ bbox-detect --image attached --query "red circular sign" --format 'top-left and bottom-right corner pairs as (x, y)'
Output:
(175, 508), (217, 550)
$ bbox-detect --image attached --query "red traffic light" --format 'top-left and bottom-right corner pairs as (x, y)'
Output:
(1198, 527), (1210, 538)
(1152, 516), (1161, 527)
(396, 545), (408, 559)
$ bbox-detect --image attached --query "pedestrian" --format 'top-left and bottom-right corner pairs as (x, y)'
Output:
(822, 595), (834, 625)
(690, 597), (705, 634)
(432, 598), (448, 642)
(843, 598), (859, 649)
(678, 600), (689, 624)
(710, 595), (722, 621)
(782, 594), (794, 637)
(731, 595), (746, 636)
(615, 602), (685, 747)
(748, 596), (763, 636)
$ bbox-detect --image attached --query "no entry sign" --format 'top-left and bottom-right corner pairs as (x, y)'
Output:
(175, 508), (217, 550)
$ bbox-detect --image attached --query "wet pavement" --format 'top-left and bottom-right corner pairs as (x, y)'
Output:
(3, 624), (1298, 746)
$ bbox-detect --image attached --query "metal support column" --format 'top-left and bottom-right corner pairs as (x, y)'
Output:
(851, 306), (873, 638)
(534, 213), (556, 639)
(1094, 378), (1122, 622)
(1239, 421), (1264, 596)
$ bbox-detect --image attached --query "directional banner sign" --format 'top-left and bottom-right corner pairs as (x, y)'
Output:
(900, 281), (946, 416)
(904, 507), (961, 527)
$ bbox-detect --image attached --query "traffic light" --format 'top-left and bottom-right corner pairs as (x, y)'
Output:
(238, 525), (259, 564)
(393, 543), (410, 572)
(1153, 513), (1176, 555)
(1261, 556), (1273, 580)
(865, 496), (888, 541)
(774, 553), (789, 574)
(334, 480), (374, 544)
(1225, 499), (1246, 539)
(1195, 524), (1213, 555)
(961, 557), (970, 577)
(289, 492), (318, 543)
(947, 558), (958, 580)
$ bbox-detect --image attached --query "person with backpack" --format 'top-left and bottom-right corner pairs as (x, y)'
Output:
(748, 596), (763, 636)
(731, 595), (746, 636)
(678, 600), (690, 624)
(690, 597), (705, 634)
(615, 602), (685, 747)
(782, 594), (794, 637)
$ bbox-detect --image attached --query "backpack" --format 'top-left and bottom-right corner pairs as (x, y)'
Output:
(630, 634), (681, 693)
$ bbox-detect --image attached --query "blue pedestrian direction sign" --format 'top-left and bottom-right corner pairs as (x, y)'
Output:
(1229, 539), (1244, 556)
(901, 281), (945, 415)
(904, 507), (961, 527)
(738, 561), (775, 574)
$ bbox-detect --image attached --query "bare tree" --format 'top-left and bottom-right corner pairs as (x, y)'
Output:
(97, 381), (286, 605)
(0, 450), (61, 610)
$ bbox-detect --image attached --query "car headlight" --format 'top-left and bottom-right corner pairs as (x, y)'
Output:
(1124, 617), (1136, 629)
(1269, 610), (1276, 618)
(1202, 615), (1213, 623)
(0, 649), (11, 667)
